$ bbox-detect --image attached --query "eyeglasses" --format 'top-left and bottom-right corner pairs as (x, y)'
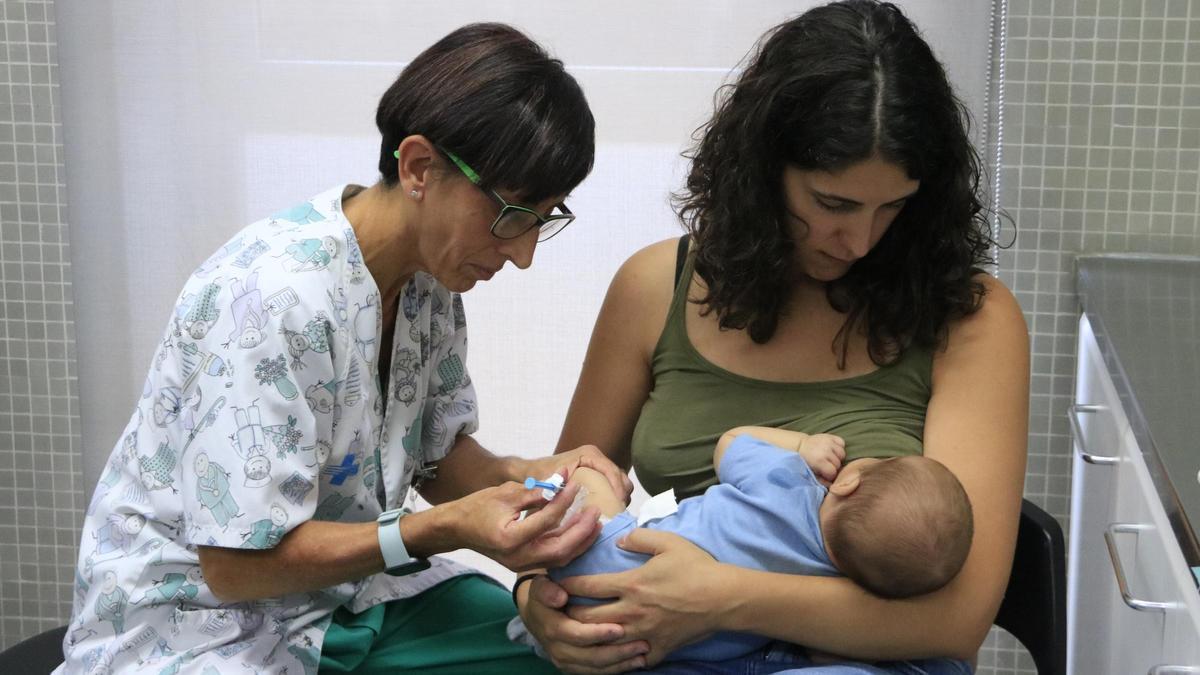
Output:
(395, 146), (576, 242)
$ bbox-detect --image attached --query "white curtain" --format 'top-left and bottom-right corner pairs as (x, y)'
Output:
(56, 0), (993, 581)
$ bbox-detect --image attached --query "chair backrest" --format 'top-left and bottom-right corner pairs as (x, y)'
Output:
(0, 624), (66, 674)
(993, 499), (1067, 675)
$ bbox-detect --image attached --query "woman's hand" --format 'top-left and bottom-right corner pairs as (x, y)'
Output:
(518, 575), (650, 674)
(524, 445), (634, 506)
(558, 529), (728, 668)
(442, 481), (602, 571)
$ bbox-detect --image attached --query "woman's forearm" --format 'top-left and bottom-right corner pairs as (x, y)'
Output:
(715, 564), (988, 661)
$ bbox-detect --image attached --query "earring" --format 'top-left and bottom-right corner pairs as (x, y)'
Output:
(409, 189), (420, 199)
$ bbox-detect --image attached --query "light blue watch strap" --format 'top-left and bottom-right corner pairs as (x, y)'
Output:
(376, 508), (413, 569)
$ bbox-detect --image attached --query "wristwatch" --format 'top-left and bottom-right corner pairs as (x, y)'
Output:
(376, 508), (431, 576)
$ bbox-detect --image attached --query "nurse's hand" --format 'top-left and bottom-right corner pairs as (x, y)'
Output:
(517, 575), (650, 674)
(444, 480), (603, 571)
(524, 445), (634, 506)
(560, 529), (725, 668)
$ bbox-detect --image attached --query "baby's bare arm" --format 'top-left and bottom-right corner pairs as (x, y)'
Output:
(569, 467), (627, 518)
(715, 426), (809, 468)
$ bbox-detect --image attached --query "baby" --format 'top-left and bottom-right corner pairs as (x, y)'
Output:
(530, 426), (974, 664)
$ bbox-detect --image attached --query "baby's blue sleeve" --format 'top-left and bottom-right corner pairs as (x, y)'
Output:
(716, 435), (811, 490)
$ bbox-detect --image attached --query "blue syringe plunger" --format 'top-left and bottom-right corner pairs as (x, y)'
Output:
(524, 477), (560, 491)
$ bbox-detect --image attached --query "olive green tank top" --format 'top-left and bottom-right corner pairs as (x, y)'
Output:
(630, 243), (934, 499)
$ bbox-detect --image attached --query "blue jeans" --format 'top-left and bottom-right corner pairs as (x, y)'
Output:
(642, 641), (973, 675)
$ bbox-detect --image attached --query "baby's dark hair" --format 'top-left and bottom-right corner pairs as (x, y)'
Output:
(824, 456), (973, 599)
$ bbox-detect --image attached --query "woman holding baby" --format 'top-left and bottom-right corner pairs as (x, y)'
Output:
(518, 1), (1029, 673)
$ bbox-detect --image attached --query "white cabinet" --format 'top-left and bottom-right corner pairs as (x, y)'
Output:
(1069, 315), (1200, 674)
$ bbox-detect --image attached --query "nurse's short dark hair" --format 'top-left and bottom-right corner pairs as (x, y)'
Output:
(376, 23), (595, 203)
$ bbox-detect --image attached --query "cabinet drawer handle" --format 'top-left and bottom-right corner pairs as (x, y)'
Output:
(1148, 667), (1200, 674)
(1104, 523), (1178, 612)
(1069, 404), (1120, 465)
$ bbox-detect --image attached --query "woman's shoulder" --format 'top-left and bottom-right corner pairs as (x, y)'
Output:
(606, 237), (682, 311)
(936, 273), (1028, 365)
(611, 237), (682, 293)
(591, 237), (686, 355)
(968, 273), (1026, 335)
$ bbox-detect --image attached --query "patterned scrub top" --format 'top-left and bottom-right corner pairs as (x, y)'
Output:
(58, 185), (481, 674)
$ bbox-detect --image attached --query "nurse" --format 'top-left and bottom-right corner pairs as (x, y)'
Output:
(61, 22), (625, 674)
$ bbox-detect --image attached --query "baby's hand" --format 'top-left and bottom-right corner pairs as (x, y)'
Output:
(798, 434), (845, 482)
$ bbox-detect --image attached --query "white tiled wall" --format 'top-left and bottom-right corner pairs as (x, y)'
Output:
(0, 0), (83, 650)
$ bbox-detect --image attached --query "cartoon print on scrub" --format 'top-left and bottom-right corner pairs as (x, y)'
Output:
(193, 452), (240, 529)
(308, 440), (332, 468)
(342, 353), (364, 408)
(138, 442), (178, 493)
(130, 567), (204, 607)
(352, 292), (380, 365)
(423, 396), (475, 452)
(230, 403), (273, 488)
(408, 284), (436, 365)
(344, 227), (367, 285)
(401, 417), (423, 461)
(178, 342), (233, 390)
(327, 286), (350, 327)
(88, 513), (146, 565)
(154, 332), (175, 373)
(426, 290), (447, 349)
(281, 313), (334, 370)
(224, 270), (270, 349)
(94, 570), (129, 636)
(452, 294), (467, 331)
(265, 286), (300, 316)
(180, 395), (226, 457)
(276, 236), (339, 273)
(193, 235), (244, 278)
(304, 378), (339, 415)
(313, 492), (355, 522)
(240, 502), (288, 549)
(231, 238), (270, 269)
(348, 430), (375, 492)
(435, 353), (467, 395)
(183, 281), (222, 340)
(392, 347), (420, 405)
(89, 454), (125, 516)
(254, 354), (298, 401)
(270, 201), (326, 225)
(278, 472), (315, 507)
(152, 386), (200, 429)
(262, 415), (304, 460)
(287, 630), (321, 675)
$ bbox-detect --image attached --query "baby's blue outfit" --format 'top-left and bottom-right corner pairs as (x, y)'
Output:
(551, 435), (839, 662)
(543, 436), (973, 674)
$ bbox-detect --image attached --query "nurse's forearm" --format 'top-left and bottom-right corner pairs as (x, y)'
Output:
(199, 507), (452, 602)
(418, 434), (522, 504)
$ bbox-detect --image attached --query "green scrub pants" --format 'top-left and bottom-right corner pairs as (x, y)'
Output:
(319, 574), (562, 674)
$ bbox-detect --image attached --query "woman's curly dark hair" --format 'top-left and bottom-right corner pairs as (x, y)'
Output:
(674, 0), (996, 365)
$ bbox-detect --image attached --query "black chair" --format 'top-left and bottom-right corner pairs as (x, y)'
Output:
(992, 499), (1067, 675)
(0, 624), (66, 674)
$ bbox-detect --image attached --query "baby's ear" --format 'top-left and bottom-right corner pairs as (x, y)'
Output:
(828, 471), (861, 497)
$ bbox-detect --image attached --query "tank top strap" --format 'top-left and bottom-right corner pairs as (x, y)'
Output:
(657, 237), (696, 358)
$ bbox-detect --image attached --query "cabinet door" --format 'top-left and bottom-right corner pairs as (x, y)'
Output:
(1068, 317), (1129, 675)
(1161, 605), (1200, 672)
(1109, 425), (1169, 675)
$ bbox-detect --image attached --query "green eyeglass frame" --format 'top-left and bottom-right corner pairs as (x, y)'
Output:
(393, 147), (576, 242)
